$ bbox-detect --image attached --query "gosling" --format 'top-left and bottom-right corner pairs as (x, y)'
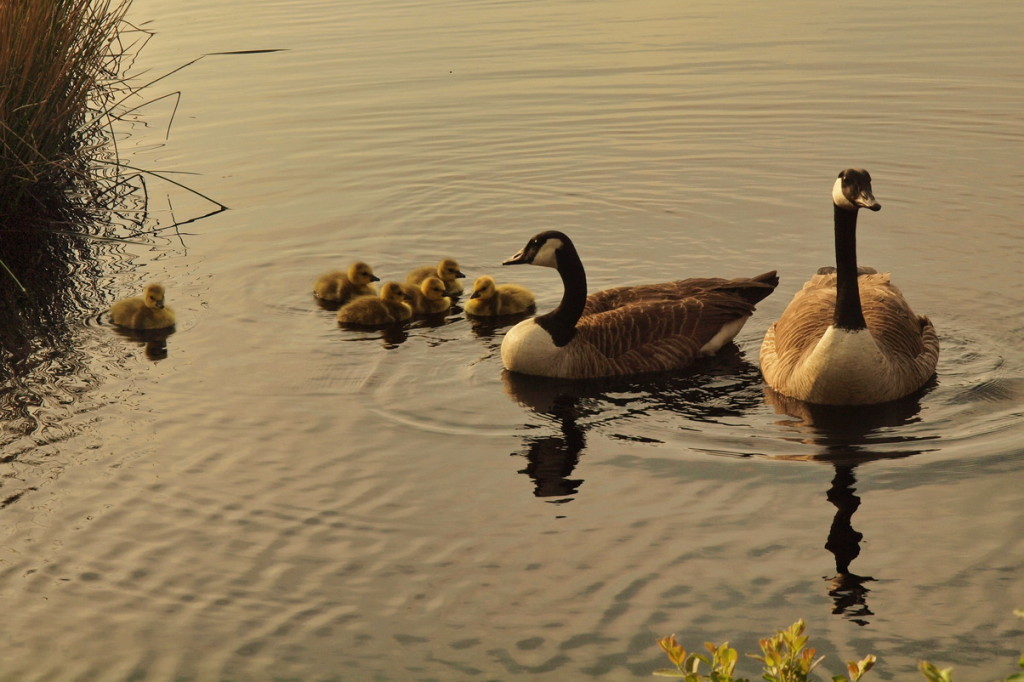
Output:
(401, 276), (452, 315)
(464, 275), (536, 316)
(406, 258), (465, 296)
(109, 283), (176, 330)
(313, 261), (380, 303)
(337, 281), (413, 326)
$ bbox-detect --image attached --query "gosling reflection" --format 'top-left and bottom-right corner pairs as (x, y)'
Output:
(110, 325), (175, 361)
(502, 349), (765, 502)
(338, 324), (410, 349)
(764, 387), (931, 626)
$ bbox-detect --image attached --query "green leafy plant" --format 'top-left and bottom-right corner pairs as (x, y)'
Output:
(654, 620), (874, 682)
(655, 634), (742, 681)
(658, 610), (1024, 681)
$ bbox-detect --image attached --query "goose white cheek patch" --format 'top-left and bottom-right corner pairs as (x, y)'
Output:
(532, 238), (563, 268)
(832, 177), (858, 210)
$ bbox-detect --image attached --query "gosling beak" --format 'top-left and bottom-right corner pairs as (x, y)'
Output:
(370, 274), (381, 282)
(455, 270), (466, 279)
(155, 301), (164, 309)
(470, 290), (481, 299)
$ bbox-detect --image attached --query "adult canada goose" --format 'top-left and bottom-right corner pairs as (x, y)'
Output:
(401, 276), (452, 315)
(406, 258), (466, 295)
(759, 168), (939, 405)
(337, 281), (413, 326)
(500, 231), (778, 379)
(109, 283), (176, 330)
(465, 275), (536, 317)
(313, 261), (380, 303)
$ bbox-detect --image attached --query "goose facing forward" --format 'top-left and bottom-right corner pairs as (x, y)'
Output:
(759, 168), (939, 405)
(110, 283), (176, 330)
(499, 231), (778, 379)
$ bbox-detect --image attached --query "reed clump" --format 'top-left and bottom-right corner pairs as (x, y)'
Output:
(0, 0), (132, 217)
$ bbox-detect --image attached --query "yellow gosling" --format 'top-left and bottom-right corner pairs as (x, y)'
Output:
(337, 281), (413, 326)
(465, 275), (536, 316)
(406, 258), (465, 295)
(109, 283), (176, 330)
(401, 276), (452, 315)
(313, 261), (380, 303)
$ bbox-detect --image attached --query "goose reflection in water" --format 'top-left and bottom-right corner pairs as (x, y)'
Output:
(764, 387), (935, 626)
(500, 348), (765, 503)
(110, 325), (176, 361)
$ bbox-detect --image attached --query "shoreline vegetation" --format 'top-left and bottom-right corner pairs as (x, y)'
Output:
(2, 0), (137, 223)
(655, 615), (1024, 681)
(0, 0), (226, 291)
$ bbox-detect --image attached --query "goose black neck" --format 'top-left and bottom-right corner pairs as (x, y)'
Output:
(833, 204), (866, 331)
(536, 241), (587, 346)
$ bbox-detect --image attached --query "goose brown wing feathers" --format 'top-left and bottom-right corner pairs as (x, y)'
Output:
(583, 272), (778, 316)
(570, 292), (757, 377)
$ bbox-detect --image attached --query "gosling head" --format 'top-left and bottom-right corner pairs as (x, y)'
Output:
(437, 258), (466, 282)
(143, 283), (167, 309)
(420, 276), (448, 301)
(380, 281), (410, 303)
(502, 230), (572, 269)
(348, 261), (381, 286)
(833, 168), (881, 213)
(470, 275), (497, 300)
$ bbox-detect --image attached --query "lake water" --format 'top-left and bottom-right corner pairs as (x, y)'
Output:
(1, 0), (1022, 679)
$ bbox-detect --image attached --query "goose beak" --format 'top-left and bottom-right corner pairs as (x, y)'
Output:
(502, 248), (529, 265)
(456, 270), (466, 279)
(856, 191), (881, 212)
(370, 274), (381, 282)
(470, 290), (481, 299)
(155, 301), (164, 309)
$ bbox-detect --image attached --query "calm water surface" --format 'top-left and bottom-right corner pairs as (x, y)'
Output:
(1, 0), (1022, 679)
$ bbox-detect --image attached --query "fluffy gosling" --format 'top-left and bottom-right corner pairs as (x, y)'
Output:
(337, 281), (413, 326)
(406, 258), (465, 295)
(313, 261), (380, 303)
(401, 276), (452, 315)
(464, 275), (536, 316)
(109, 283), (176, 329)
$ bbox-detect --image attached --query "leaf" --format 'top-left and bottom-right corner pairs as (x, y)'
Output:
(658, 634), (687, 668)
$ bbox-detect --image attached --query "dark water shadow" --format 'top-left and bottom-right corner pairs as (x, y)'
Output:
(467, 310), (534, 339)
(0, 229), (103, 455)
(108, 323), (176, 360)
(338, 322), (411, 349)
(500, 347), (765, 503)
(763, 387), (935, 626)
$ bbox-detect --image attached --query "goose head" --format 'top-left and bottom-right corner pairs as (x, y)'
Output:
(833, 168), (882, 213)
(436, 258), (466, 282)
(380, 281), (411, 304)
(469, 275), (497, 300)
(347, 261), (380, 286)
(143, 283), (166, 309)
(501, 230), (571, 269)
(420, 276), (448, 301)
